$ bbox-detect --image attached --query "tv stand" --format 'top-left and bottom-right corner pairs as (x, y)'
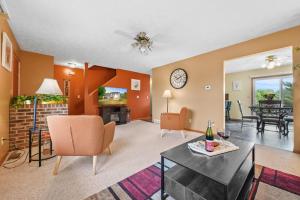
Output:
(99, 105), (130, 125)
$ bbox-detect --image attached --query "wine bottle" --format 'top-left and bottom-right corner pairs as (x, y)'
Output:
(206, 120), (214, 140)
(205, 120), (214, 152)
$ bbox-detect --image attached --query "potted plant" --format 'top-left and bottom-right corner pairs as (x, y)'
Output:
(10, 95), (67, 108)
(263, 93), (276, 100)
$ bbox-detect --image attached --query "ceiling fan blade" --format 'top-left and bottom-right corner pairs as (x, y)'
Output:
(119, 44), (134, 52)
(151, 33), (169, 42)
(114, 30), (133, 40)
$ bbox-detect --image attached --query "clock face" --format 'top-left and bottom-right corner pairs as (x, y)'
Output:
(170, 68), (188, 89)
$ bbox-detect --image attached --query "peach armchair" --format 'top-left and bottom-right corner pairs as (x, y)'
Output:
(160, 107), (188, 138)
(47, 115), (115, 175)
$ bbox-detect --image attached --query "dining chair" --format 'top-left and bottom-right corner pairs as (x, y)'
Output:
(260, 107), (285, 135)
(237, 100), (259, 129)
(225, 101), (232, 121)
(259, 100), (281, 108)
(284, 115), (293, 136)
(258, 100), (286, 135)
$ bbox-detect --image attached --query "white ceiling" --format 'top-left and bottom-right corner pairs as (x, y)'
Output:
(4, 0), (300, 74)
(224, 46), (293, 74)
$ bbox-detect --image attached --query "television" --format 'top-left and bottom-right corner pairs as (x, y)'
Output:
(98, 86), (128, 105)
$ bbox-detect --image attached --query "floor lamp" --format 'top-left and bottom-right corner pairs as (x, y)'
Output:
(33, 78), (63, 130)
(162, 90), (172, 113)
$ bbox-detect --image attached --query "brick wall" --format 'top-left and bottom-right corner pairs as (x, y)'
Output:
(9, 104), (68, 151)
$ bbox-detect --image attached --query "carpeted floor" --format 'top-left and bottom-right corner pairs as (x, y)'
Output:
(0, 121), (200, 200)
(85, 162), (300, 200)
(1, 120), (300, 200)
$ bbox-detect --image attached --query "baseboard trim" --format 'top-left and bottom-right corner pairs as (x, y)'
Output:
(227, 118), (242, 122)
(185, 128), (205, 134)
(153, 119), (160, 124)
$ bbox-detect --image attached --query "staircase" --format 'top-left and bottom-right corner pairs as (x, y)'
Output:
(84, 65), (117, 115)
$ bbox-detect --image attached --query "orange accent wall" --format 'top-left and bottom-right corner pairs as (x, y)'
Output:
(84, 65), (116, 115)
(54, 65), (84, 115)
(87, 66), (116, 94)
(0, 15), (21, 162)
(19, 51), (54, 95)
(54, 65), (150, 120)
(103, 69), (151, 120)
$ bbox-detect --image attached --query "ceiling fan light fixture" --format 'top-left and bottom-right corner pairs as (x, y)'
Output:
(262, 55), (281, 70)
(275, 61), (281, 67)
(132, 32), (153, 55)
(140, 46), (146, 52)
(267, 61), (275, 69)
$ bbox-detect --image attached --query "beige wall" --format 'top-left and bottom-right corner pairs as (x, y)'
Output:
(20, 51), (54, 95)
(0, 14), (20, 162)
(152, 25), (300, 153)
(225, 65), (292, 120)
(152, 58), (224, 132)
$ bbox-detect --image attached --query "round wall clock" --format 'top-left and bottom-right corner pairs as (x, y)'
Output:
(170, 68), (188, 89)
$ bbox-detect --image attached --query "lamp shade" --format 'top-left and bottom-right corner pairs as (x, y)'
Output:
(162, 90), (172, 98)
(36, 78), (63, 95)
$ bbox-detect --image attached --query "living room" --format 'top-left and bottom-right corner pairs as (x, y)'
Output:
(1, 1), (300, 200)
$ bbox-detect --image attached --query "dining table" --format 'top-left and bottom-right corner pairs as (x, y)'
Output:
(248, 105), (293, 132)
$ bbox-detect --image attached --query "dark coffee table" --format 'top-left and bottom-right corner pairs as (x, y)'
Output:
(160, 136), (255, 200)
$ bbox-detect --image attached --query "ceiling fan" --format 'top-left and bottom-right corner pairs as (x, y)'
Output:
(114, 30), (156, 55)
(261, 55), (290, 69)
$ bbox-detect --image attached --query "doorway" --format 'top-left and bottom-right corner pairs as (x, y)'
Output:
(224, 46), (294, 151)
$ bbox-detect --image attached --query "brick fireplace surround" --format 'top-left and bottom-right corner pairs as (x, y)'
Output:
(9, 104), (68, 151)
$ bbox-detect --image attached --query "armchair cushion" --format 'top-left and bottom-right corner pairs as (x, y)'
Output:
(47, 115), (113, 156)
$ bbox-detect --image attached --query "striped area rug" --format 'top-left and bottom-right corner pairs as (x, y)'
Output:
(85, 161), (300, 200)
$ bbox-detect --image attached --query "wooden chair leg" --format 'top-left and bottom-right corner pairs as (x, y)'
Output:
(108, 146), (112, 155)
(160, 129), (165, 137)
(53, 156), (62, 176)
(181, 130), (186, 139)
(93, 155), (97, 175)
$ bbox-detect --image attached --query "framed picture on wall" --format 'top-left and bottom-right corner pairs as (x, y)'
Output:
(2, 32), (13, 72)
(131, 79), (141, 91)
(63, 79), (70, 97)
(232, 80), (241, 91)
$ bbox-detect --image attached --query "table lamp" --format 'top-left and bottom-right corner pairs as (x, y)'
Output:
(33, 78), (62, 130)
(162, 90), (172, 113)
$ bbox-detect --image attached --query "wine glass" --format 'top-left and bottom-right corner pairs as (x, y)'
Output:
(217, 129), (230, 145)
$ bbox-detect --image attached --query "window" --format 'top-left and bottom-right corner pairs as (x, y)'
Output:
(282, 76), (293, 106)
(252, 75), (293, 106)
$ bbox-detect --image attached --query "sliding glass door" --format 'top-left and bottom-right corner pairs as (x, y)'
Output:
(252, 75), (293, 106)
(282, 76), (293, 106)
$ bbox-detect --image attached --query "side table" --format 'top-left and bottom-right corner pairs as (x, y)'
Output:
(28, 128), (55, 167)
